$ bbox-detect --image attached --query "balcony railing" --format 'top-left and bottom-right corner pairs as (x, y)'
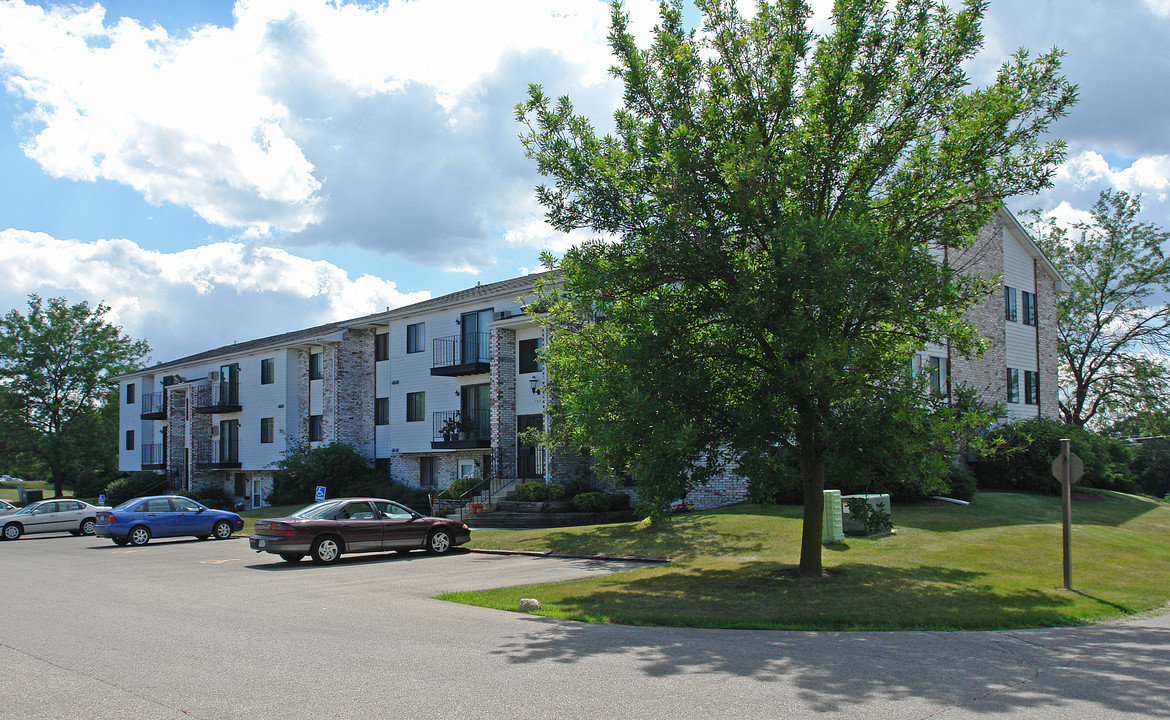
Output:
(141, 443), (165, 469)
(197, 440), (241, 469)
(194, 382), (241, 414)
(431, 333), (490, 376)
(432, 409), (490, 449)
(140, 391), (166, 420)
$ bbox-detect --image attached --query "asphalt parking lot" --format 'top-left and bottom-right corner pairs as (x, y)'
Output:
(2, 532), (1169, 720)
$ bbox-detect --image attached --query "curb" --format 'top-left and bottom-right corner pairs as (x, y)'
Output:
(467, 547), (670, 563)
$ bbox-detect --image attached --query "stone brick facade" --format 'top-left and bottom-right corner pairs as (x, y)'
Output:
(336, 329), (375, 457)
(1035, 259), (1060, 418)
(490, 327), (517, 479)
(948, 217), (1008, 404)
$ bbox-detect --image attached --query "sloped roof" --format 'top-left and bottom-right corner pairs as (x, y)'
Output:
(125, 271), (555, 378)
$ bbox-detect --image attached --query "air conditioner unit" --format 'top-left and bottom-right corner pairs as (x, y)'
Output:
(495, 310), (514, 321)
(208, 371), (220, 382)
(211, 426), (219, 437)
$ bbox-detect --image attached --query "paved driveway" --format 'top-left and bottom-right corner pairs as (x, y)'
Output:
(0, 534), (1167, 719)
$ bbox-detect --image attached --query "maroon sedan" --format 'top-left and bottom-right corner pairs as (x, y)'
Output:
(249, 497), (471, 564)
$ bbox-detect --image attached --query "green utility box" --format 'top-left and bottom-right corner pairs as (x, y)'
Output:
(822, 489), (844, 543)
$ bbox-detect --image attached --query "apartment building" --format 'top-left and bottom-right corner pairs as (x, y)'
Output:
(116, 209), (1065, 510)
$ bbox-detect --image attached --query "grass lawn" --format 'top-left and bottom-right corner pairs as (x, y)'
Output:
(0, 481), (72, 503)
(443, 490), (1170, 631)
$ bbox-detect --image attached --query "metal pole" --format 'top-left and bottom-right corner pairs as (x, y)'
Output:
(1061, 438), (1073, 590)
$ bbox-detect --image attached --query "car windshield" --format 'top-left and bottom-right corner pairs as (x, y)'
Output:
(291, 500), (345, 520)
(11, 504), (37, 516)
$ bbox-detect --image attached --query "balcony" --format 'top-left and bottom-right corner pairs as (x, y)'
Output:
(194, 382), (242, 414)
(432, 409), (491, 449)
(197, 440), (241, 469)
(141, 443), (165, 470)
(430, 333), (490, 377)
(140, 391), (166, 420)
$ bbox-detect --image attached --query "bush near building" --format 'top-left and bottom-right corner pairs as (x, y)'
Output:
(975, 418), (1137, 495)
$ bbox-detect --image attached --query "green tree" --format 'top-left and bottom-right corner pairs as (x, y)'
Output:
(519, 0), (1075, 575)
(0, 295), (150, 497)
(1030, 190), (1170, 428)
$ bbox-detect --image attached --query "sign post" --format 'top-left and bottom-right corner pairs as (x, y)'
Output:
(1051, 439), (1083, 591)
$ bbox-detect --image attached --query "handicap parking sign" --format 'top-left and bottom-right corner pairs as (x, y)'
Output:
(315, 485), (326, 502)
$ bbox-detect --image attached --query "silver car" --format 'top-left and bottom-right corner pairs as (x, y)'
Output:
(1, 499), (110, 540)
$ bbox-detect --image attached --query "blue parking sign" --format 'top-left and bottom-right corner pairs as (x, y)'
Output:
(315, 486), (326, 502)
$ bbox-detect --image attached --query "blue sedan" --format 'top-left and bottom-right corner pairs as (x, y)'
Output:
(95, 495), (244, 546)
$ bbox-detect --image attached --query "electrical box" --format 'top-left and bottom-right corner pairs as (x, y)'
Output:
(822, 489), (844, 543)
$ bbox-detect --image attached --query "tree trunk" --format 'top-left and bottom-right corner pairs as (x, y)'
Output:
(797, 452), (826, 577)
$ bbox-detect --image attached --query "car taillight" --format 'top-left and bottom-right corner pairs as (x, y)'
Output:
(105, 516), (117, 524)
(259, 522), (295, 537)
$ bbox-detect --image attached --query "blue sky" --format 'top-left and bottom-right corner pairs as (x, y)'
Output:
(1, 0), (1168, 363)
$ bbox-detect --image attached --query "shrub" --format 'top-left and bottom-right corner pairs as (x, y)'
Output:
(515, 482), (565, 502)
(267, 441), (388, 505)
(562, 478), (592, 497)
(1131, 437), (1170, 498)
(975, 418), (1137, 495)
(187, 486), (235, 510)
(610, 492), (632, 511)
(573, 491), (612, 512)
(945, 465), (977, 502)
(105, 472), (171, 507)
(443, 477), (482, 499)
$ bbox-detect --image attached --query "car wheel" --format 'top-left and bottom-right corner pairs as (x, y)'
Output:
(212, 520), (233, 540)
(112, 538), (129, 546)
(427, 529), (453, 555)
(128, 526), (151, 546)
(310, 536), (342, 565)
(80, 518), (97, 536)
(3, 523), (22, 541)
(279, 553), (304, 563)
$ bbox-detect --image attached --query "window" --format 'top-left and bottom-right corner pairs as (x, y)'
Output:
(126, 383), (135, 404)
(260, 417), (274, 444)
(235, 474), (247, 497)
(1005, 286), (1018, 322)
(927, 356), (946, 395)
(1022, 291), (1038, 326)
(407, 322), (425, 354)
(261, 358), (275, 385)
(125, 430), (134, 451)
(420, 457), (436, 487)
(309, 352), (323, 381)
(309, 414), (324, 441)
(375, 333), (389, 361)
(1024, 370), (1040, 405)
(406, 392), (425, 422)
(375, 397), (390, 426)
(1007, 368), (1020, 403)
(518, 338), (543, 374)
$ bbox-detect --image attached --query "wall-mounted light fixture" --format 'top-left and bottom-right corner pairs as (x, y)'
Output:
(530, 376), (541, 395)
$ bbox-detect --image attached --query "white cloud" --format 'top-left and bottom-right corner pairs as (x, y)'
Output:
(1056, 151), (1170, 202)
(0, 228), (429, 361)
(0, 0), (662, 253)
(1145, 0), (1170, 17)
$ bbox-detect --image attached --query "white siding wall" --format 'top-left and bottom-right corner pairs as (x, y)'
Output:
(1003, 226), (1041, 421)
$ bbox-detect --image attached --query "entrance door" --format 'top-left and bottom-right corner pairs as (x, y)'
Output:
(252, 478), (263, 509)
(516, 414), (544, 478)
(460, 309), (493, 364)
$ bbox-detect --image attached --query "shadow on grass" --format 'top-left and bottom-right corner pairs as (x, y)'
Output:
(511, 514), (774, 561)
(489, 608), (1170, 717)
(512, 561), (1097, 631)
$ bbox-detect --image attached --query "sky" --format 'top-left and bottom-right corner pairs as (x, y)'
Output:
(0, 0), (1168, 364)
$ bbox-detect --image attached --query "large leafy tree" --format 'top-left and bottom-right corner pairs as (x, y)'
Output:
(1029, 190), (1170, 428)
(520, 0), (1075, 576)
(0, 295), (150, 496)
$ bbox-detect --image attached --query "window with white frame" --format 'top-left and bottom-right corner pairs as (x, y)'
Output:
(1022, 291), (1037, 326)
(375, 397), (389, 426)
(1024, 370), (1040, 405)
(1007, 367), (1020, 403)
(1005, 286), (1018, 322)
